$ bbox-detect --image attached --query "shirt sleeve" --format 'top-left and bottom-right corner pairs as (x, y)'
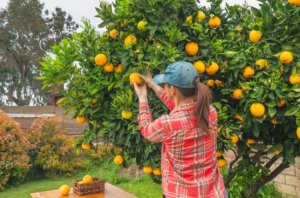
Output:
(138, 102), (169, 143)
(156, 87), (175, 111)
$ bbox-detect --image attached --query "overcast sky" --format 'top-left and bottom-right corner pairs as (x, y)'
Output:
(0, 0), (259, 30)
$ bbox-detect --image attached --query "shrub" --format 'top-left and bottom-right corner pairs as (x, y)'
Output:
(27, 118), (84, 178)
(0, 110), (30, 190)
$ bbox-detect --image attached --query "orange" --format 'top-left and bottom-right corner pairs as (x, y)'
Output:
(129, 72), (142, 85)
(234, 26), (243, 31)
(95, 54), (107, 66)
(231, 133), (239, 144)
(214, 80), (224, 87)
(81, 143), (91, 150)
(197, 11), (205, 20)
(143, 166), (153, 174)
(206, 61), (219, 75)
(243, 66), (255, 78)
(250, 103), (265, 118)
(193, 61), (206, 74)
(124, 34), (137, 47)
(279, 51), (293, 64)
(82, 175), (93, 183)
(209, 16), (221, 28)
(114, 155), (124, 165)
(206, 79), (215, 87)
(109, 29), (117, 39)
(121, 110), (132, 119)
(278, 97), (286, 107)
(153, 168), (162, 176)
(274, 150), (281, 155)
(216, 151), (223, 158)
(246, 139), (256, 147)
(232, 89), (243, 100)
(297, 127), (300, 140)
(185, 42), (199, 56)
(59, 185), (70, 196)
(77, 115), (86, 124)
(186, 15), (193, 24)
(255, 59), (269, 69)
(289, 74), (300, 85)
(271, 117), (279, 125)
(288, 0), (300, 6)
(241, 86), (249, 91)
(234, 114), (245, 122)
(104, 63), (114, 72)
(137, 20), (147, 31)
(249, 30), (262, 43)
(115, 64), (123, 74)
(218, 159), (227, 168)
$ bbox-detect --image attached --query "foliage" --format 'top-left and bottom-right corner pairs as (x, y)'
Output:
(39, 0), (300, 197)
(0, 110), (30, 190)
(27, 118), (84, 178)
(0, 0), (78, 105)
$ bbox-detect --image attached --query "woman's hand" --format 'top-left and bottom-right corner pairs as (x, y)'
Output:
(133, 82), (148, 103)
(137, 71), (153, 87)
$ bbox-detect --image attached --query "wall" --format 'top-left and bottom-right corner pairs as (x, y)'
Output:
(0, 106), (86, 137)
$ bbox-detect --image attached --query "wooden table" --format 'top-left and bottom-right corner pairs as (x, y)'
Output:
(30, 183), (138, 198)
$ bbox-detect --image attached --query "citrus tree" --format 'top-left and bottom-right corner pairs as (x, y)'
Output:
(38, 0), (300, 197)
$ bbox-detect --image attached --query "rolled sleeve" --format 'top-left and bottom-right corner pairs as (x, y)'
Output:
(138, 102), (168, 142)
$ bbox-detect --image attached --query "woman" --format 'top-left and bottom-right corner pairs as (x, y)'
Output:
(133, 61), (226, 198)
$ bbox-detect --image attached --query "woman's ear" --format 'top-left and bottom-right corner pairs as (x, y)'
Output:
(170, 86), (176, 96)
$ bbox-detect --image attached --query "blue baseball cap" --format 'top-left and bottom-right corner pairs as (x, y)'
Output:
(152, 61), (198, 88)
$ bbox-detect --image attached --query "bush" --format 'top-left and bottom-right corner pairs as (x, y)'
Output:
(27, 118), (85, 178)
(0, 110), (30, 190)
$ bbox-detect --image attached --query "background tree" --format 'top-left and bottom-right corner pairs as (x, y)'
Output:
(0, 0), (78, 106)
(39, 0), (300, 197)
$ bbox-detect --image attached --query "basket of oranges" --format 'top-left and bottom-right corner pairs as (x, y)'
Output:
(73, 175), (105, 195)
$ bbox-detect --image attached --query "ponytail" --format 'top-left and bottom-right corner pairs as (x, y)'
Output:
(193, 77), (212, 134)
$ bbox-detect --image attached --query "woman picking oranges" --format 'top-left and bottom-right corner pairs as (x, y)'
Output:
(133, 61), (226, 198)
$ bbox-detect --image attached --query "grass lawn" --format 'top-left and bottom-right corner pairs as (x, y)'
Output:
(0, 158), (283, 198)
(0, 159), (162, 198)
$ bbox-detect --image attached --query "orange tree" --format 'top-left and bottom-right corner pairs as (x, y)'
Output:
(38, 0), (300, 197)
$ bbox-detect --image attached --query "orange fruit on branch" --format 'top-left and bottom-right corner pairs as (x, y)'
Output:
(122, 110), (132, 119)
(249, 30), (262, 43)
(250, 103), (265, 118)
(193, 60), (206, 74)
(209, 16), (221, 28)
(197, 11), (205, 20)
(95, 54), (107, 66)
(104, 63), (114, 72)
(77, 115), (86, 124)
(124, 34), (137, 47)
(129, 72), (142, 85)
(185, 42), (199, 56)
(279, 51), (293, 64)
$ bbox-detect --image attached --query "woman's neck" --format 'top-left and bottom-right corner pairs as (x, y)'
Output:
(174, 96), (194, 106)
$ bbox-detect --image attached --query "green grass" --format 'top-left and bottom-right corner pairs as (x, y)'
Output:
(0, 159), (162, 198)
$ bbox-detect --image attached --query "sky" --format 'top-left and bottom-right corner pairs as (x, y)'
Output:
(0, 0), (259, 31)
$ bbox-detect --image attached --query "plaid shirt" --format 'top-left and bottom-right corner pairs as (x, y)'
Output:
(138, 88), (226, 198)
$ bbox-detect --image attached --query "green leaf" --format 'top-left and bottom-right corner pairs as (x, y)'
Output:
(284, 106), (300, 116)
(268, 107), (276, 118)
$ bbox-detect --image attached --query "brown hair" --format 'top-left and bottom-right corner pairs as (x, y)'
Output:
(192, 77), (212, 134)
(169, 77), (212, 134)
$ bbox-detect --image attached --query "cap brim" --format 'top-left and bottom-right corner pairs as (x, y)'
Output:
(152, 74), (166, 84)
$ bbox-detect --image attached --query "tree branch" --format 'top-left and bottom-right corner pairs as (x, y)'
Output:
(265, 155), (278, 169)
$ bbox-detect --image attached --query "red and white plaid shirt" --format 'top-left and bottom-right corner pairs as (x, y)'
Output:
(138, 88), (226, 198)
